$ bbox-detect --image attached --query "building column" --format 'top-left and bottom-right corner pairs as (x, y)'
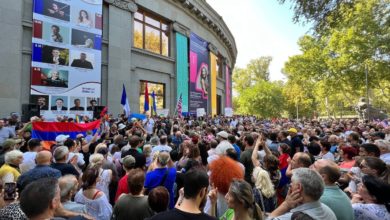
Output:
(105, 0), (137, 114)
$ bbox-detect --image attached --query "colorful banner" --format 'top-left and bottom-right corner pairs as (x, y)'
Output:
(175, 33), (189, 114)
(31, 0), (102, 120)
(225, 65), (232, 108)
(210, 52), (217, 116)
(32, 120), (100, 149)
(189, 33), (209, 115)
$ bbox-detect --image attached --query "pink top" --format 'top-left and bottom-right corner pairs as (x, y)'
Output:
(339, 160), (356, 169)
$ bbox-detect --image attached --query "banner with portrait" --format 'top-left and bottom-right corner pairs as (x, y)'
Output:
(189, 32), (209, 115)
(31, 0), (102, 120)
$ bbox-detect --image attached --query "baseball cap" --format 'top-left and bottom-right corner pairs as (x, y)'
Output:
(217, 131), (229, 139)
(55, 134), (70, 143)
(287, 128), (298, 133)
(120, 155), (136, 169)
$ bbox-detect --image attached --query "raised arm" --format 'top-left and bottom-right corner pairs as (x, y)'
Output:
(252, 136), (261, 167)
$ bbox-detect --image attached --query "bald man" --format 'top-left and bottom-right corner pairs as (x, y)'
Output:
(311, 159), (354, 220)
(286, 152), (312, 177)
(17, 151), (61, 191)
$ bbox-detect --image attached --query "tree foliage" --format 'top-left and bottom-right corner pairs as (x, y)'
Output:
(233, 0), (389, 118)
(233, 57), (284, 117)
(282, 0), (390, 117)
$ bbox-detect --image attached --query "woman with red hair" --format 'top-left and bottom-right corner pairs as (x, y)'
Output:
(206, 156), (244, 218)
(339, 146), (357, 169)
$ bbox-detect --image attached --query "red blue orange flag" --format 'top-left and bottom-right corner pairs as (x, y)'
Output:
(32, 120), (100, 150)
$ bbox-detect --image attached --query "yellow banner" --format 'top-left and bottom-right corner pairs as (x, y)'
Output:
(210, 53), (217, 116)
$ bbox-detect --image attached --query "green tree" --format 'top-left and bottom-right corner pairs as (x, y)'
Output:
(282, 0), (390, 116)
(237, 80), (285, 118)
(233, 56), (285, 117)
(233, 56), (272, 94)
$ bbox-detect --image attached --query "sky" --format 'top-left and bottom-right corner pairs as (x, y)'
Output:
(206, 0), (311, 81)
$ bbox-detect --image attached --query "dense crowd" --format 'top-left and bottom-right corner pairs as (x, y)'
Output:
(0, 113), (389, 220)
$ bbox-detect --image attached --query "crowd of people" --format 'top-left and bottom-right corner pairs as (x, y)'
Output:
(0, 113), (389, 220)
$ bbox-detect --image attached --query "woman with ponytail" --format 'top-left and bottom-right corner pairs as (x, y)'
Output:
(220, 179), (264, 220)
(351, 175), (390, 220)
(74, 167), (112, 220)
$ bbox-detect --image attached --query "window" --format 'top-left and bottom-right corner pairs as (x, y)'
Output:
(139, 81), (165, 113)
(133, 10), (169, 56)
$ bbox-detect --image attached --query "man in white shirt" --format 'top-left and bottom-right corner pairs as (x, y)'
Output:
(143, 115), (155, 135)
(152, 135), (172, 154)
(20, 139), (42, 173)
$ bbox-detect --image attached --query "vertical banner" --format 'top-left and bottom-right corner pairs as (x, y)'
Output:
(210, 52), (217, 116)
(189, 33), (209, 115)
(31, 0), (102, 120)
(175, 33), (189, 114)
(225, 65), (232, 108)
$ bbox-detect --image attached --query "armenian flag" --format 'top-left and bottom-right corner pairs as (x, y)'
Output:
(32, 120), (100, 150)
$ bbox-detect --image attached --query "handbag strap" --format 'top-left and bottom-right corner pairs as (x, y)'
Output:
(256, 188), (266, 212)
(159, 168), (169, 186)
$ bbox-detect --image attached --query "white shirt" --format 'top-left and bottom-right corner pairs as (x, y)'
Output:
(321, 152), (335, 161)
(143, 118), (154, 134)
(20, 152), (37, 173)
(152, 145), (172, 154)
(67, 152), (85, 167)
(380, 153), (390, 164)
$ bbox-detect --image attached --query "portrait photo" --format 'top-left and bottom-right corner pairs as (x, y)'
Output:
(50, 95), (68, 111)
(71, 29), (95, 49)
(196, 64), (209, 99)
(41, 45), (69, 66)
(69, 97), (85, 111)
(71, 8), (94, 28)
(31, 67), (68, 88)
(42, 0), (70, 22)
(42, 22), (69, 44)
(30, 95), (50, 111)
(86, 97), (100, 111)
(70, 50), (94, 69)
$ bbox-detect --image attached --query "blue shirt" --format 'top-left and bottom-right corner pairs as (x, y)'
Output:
(17, 165), (61, 190)
(144, 167), (176, 209)
(232, 143), (241, 158)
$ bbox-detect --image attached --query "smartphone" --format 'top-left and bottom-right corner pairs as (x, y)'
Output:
(4, 182), (16, 200)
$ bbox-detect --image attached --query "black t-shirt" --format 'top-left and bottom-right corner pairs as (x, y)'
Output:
(51, 162), (80, 178)
(122, 149), (146, 169)
(148, 208), (217, 220)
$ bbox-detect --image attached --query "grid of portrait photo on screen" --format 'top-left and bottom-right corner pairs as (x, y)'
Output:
(31, 0), (102, 120)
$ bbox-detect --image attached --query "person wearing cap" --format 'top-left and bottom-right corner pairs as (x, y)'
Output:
(115, 155), (136, 202)
(0, 139), (17, 167)
(215, 131), (234, 156)
(55, 134), (70, 146)
(144, 152), (176, 209)
(51, 146), (80, 178)
(288, 128), (303, 157)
